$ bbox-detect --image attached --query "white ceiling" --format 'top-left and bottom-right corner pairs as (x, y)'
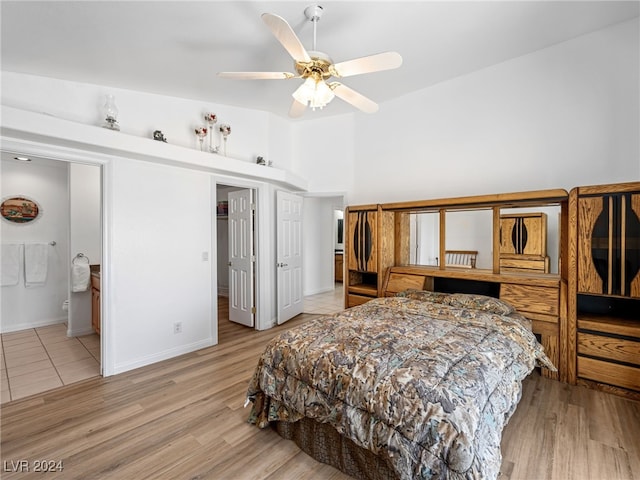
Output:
(2, 1), (638, 120)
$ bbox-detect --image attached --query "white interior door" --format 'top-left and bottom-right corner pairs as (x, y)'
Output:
(277, 190), (303, 324)
(228, 189), (254, 327)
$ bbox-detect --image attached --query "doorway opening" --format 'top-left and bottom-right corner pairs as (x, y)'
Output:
(215, 183), (256, 343)
(0, 153), (103, 403)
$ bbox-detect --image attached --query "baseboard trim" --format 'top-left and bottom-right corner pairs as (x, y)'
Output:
(0, 317), (67, 334)
(112, 338), (215, 375)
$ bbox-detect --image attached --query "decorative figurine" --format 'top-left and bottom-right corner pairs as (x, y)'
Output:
(204, 113), (219, 153)
(153, 130), (167, 142)
(102, 94), (120, 131)
(256, 156), (266, 165)
(219, 124), (231, 156)
(194, 126), (208, 151)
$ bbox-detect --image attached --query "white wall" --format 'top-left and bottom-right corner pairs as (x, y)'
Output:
(109, 159), (213, 373)
(346, 18), (637, 204)
(291, 114), (355, 196)
(292, 18), (638, 309)
(0, 158), (69, 332)
(302, 196), (342, 296)
(0, 72), (294, 171)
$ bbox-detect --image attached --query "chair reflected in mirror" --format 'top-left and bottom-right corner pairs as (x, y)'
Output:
(444, 250), (478, 269)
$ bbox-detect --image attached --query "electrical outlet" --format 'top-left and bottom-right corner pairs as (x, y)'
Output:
(173, 322), (182, 334)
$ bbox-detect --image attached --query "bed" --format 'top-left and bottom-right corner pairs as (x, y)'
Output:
(245, 290), (555, 479)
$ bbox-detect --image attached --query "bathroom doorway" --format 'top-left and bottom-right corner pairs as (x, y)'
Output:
(0, 153), (102, 402)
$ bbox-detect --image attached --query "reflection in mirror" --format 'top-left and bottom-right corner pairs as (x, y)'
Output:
(445, 209), (493, 269)
(409, 209), (494, 269)
(499, 205), (560, 274)
(409, 211), (439, 265)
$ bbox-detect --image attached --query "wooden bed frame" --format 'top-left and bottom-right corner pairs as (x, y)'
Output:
(345, 188), (569, 382)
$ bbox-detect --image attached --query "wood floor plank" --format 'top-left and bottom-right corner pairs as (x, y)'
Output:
(550, 403), (590, 480)
(587, 441), (635, 480)
(1, 300), (638, 479)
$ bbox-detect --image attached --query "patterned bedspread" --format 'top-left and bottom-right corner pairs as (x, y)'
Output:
(246, 291), (555, 480)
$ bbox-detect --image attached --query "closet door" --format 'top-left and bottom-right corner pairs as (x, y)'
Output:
(228, 189), (254, 327)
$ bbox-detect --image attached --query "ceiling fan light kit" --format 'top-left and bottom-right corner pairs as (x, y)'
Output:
(292, 76), (335, 111)
(218, 4), (402, 117)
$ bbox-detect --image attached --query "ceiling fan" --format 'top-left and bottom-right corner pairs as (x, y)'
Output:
(218, 5), (403, 118)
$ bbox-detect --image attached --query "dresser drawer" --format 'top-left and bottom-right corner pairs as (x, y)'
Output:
(578, 332), (640, 367)
(500, 284), (559, 316)
(578, 356), (640, 392)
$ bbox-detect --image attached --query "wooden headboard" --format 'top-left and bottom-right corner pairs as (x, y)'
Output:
(382, 268), (431, 297)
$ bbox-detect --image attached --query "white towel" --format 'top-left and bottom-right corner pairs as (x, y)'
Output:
(24, 243), (48, 287)
(1, 244), (22, 286)
(71, 263), (90, 292)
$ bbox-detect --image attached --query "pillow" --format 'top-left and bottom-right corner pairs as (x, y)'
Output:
(395, 289), (452, 304)
(446, 293), (515, 315)
(396, 289), (516, 315)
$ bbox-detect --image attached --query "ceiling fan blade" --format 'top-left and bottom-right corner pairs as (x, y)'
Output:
(262, 13), (311, 63)
(333, 52), (403, 78)
(289, 99), (307, 118)
(218, 71), (295, 80)
(331, 83), (379, 114)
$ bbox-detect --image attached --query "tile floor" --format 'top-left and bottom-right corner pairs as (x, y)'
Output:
(304, 283), (344, 315)
(0, 284), (343, 405)
(0, 323), (100, 404)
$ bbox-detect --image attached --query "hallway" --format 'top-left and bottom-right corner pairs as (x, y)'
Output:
(303, 283), (344, 315)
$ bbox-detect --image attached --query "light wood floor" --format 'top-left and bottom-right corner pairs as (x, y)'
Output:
(1, 299), (638, 480)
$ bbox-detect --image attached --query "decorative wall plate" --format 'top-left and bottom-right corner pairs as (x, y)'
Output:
(1, 196), (41, 224)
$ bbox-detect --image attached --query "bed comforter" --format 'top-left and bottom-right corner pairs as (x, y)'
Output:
(246, 292), (555, 479)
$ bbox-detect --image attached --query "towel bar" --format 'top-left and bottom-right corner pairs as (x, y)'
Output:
(73, 253), (90, 264)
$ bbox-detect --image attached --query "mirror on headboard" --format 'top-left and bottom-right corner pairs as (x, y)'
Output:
(408, 208), (493, 269)
(406, 204), (561, 275)
(408, 211), (439, 266)
(499, 204), (561, 274)
(444, 209), (493, 269)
